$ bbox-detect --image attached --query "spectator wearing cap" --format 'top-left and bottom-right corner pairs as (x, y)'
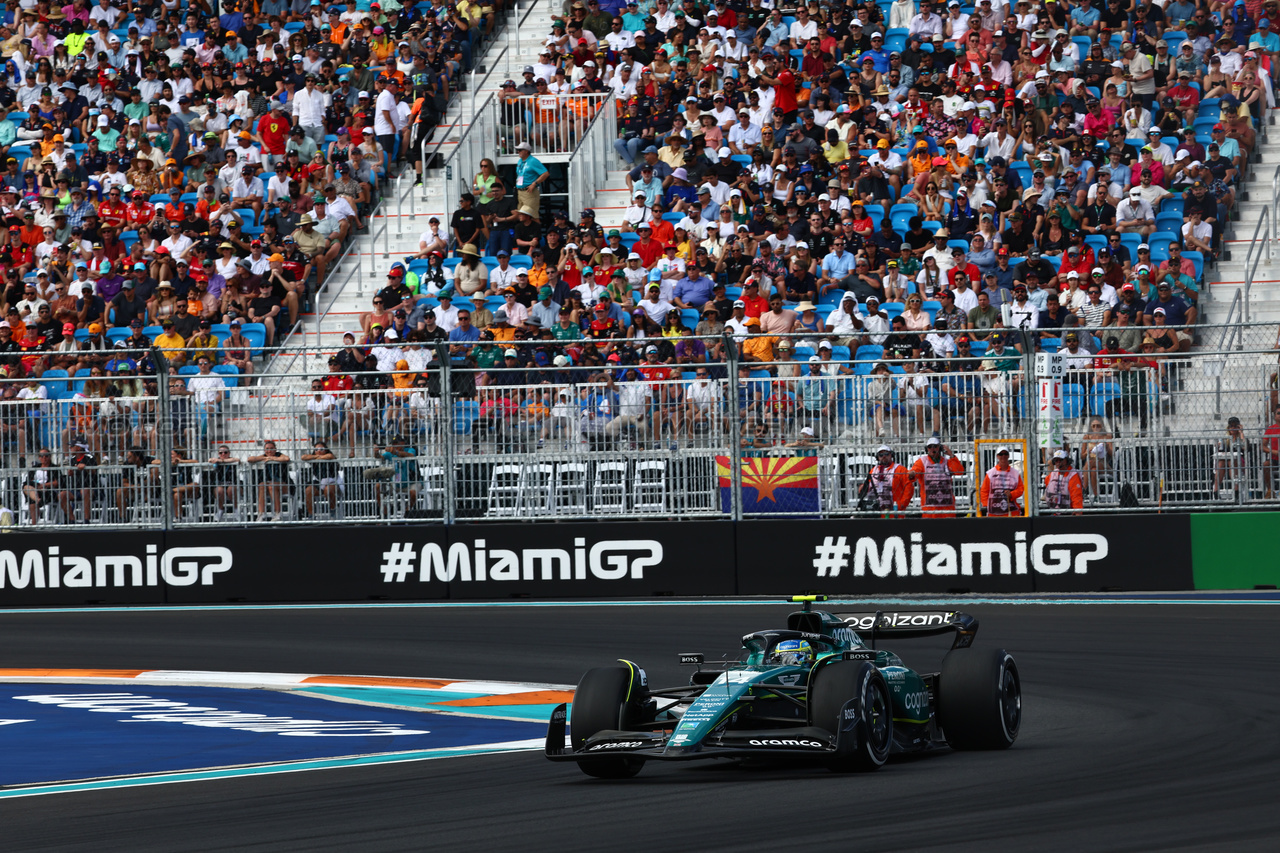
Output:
(514, 142), (548, 218)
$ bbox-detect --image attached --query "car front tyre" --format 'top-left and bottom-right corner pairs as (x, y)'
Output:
(571, 664), (648, 779)
(810, 660), (892, 772)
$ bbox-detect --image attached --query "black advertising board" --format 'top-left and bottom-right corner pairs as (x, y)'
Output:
(0, 515), (1190, 607)
(1026, 514), (1193, 592)
(735, 515), (1192, 595)
(437, 521), (735, 599)
(160, 525), (451, 604)
(737, 518), (1037, 595)
(0, 531), (168, 606)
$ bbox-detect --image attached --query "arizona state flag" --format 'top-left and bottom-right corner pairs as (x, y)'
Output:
(717, 456), (820, 514)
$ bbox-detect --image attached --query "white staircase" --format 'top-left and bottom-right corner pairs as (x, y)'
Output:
(278, 0), (556, 364)
(1201, 107), (1278, 326)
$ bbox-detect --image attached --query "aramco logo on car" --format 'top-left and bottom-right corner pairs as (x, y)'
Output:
(812, 532), (1109, 578)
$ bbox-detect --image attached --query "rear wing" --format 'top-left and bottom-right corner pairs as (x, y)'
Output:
(835, 611), (979, 650)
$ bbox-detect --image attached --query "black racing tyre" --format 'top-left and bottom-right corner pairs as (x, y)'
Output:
(938, 648), (1021, 750)
(570, 664), (648, 779)
(809, 660), (892, 772)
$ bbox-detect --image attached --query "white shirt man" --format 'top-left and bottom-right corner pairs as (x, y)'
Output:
(789, 14), (818, 43)
(686, 375), (722, 411)
(161, 230), (194, 260)
(609, 67), (637, 98)
(605, 27), (635, 52)
(728, 113), (761, 152)
(979, 125), (1017, 161)
(908, 9), (944, 39)
(188, 369), (227, 406)
(323, 193), (358, 224)
(1116, 192), (1154, 227)
(374, 87), (399, 136)
(702, 174), (732, 206)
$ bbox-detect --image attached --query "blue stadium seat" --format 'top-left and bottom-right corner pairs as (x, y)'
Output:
(855, 345), (884, 363)
(239, 323), (267, 357)
(41, 369), (70, 400)
(453, 400), (480, 434)
(1062, 383), (1085, 420)
(1091, 381), (1121, 415)
(212, 364), (240, 387)
(1182, 250), (1204, 281)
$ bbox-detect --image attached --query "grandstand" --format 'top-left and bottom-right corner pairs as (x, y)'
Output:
(6, 0), (1280, 527)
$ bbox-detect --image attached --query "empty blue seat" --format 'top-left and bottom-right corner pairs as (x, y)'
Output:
(453, 400), (479, 434)
(1062, 383), (1085, 419)
(212, 364), (240, 387)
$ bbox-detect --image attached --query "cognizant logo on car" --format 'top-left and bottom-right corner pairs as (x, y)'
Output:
(378, 539), (664, 583)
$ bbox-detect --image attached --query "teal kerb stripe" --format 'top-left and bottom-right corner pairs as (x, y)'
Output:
(1, 594), (1279, 615)
(0, 742), (541, 800)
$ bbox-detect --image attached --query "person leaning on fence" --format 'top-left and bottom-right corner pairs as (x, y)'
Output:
(22, 448), (65, 525)
(248, 439), (291, 523)
(301, 439), (344, 520)
(1213, 416), (1252, 498)
(980, 447), (1025, 518)
(1044, 450), (1085, 514)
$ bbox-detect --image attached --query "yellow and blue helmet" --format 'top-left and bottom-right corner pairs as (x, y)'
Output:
(767, 638), (814, 666)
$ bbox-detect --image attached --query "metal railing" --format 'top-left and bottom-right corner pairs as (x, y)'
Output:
(2, 323), (1280, 528)
(1242, 203), (1271, 324)
(495, 93), (613, 159)
(566, 91), (618, 218)
(471, 44), (510, 120)
(439, 93), (498, 226)
(312, 241), (363, 350)
(367, 197), (389, 261)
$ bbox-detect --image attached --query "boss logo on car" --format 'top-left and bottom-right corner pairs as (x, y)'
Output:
(747, 738), (825, 749)
(588, 741), (644, 751)
(843, 707), (858, 721)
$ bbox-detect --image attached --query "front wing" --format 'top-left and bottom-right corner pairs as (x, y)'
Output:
(543, 702), (859, 763)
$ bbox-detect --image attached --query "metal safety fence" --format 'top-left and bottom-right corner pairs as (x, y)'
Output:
(494, 93), (613, 159)
(0, 324), (1278, 529)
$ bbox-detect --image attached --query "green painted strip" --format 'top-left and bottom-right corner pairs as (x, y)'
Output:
(1191, 513), (1280, 590)
(0, 741), (543, 801)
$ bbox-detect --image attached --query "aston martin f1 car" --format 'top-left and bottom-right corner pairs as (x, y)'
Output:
(545, 597), (1020, 778)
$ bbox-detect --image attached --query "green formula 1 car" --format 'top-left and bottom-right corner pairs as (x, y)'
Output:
(545, 597), (1021, 778)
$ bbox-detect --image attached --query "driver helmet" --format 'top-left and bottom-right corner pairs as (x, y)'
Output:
(768, 638), (814, 666)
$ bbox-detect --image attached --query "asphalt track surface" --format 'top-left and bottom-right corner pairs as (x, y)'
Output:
(2, 602), (1279, 852)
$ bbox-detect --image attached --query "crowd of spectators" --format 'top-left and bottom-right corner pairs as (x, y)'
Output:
(0, 0), (512, 374)
(0, 0), (520, 491)
(381, 0), (1255, 398)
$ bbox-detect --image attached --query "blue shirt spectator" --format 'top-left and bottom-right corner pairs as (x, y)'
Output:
(673, 273), (715, 308)
(821, 248), (856, 281)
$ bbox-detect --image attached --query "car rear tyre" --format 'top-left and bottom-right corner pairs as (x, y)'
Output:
(571, 664), (649, 779)
(809, 661), (892, 772)
(938, 648), (1021, 750)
